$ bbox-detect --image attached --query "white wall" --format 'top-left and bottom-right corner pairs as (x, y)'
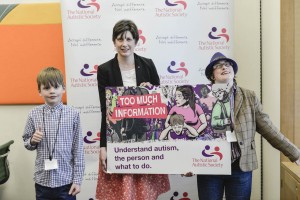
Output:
(234, 1), (262, 198)
(0, 0), (282, 200)
(261, 0), (281, 199)
(235, 1), (281, 199)
(234, 1), (281, 199)
(0, 105), (36, 200)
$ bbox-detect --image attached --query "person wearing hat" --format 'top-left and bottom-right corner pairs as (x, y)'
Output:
(196, 52), (300, 199)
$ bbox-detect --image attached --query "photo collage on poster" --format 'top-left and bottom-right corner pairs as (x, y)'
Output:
(105, 84), (232, 144)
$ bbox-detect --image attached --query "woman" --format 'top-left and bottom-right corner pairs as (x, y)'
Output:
(197, 52), (300, 200)
(165, 85), (208, 139)
(96, 19), (170, 200)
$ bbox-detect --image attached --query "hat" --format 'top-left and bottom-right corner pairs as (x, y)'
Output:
(205, 52), (238, 81)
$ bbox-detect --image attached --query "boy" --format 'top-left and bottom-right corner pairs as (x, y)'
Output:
(22, 67), (85, 200)
(159, 114), (198, 140)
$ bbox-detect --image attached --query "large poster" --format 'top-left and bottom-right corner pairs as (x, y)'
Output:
(60, 0), (233, 199)
(106, 84), (232, 174)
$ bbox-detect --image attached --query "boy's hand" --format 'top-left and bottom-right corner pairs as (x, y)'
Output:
(69, 183), (80, 196)
(30, 127), (43, 145)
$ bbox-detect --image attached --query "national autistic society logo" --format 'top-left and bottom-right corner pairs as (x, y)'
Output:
(156, 0), (187, 17)
(167, 60), (189, 76)
(138, 29), (146, 45)
(80, 63), (98, 77)
(135, 29), (147, 52)
(165, 0), (187, 9)
(83, 131), (100, 144)
(208, 27), (229, 42)
(77, 0), (100, 12)
(202, 145), (223, 160)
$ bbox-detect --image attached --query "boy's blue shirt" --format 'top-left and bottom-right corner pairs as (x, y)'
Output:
(23, 102), (85, 187)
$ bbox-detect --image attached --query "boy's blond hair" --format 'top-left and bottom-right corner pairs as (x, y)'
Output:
(170, 114), (184, 126)
(37, 67), (65, 91)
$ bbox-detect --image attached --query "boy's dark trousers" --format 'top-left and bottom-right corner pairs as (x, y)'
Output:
(35, 183), (76, 200)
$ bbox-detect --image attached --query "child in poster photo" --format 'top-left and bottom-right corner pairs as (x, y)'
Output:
(159, 114), (198, 140)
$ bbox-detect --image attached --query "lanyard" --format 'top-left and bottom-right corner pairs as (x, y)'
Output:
(229, 87), (236, 132)
(42, 106), (62, 161)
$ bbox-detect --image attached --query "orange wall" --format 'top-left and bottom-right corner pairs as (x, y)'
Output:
(0, 3), (66, 104)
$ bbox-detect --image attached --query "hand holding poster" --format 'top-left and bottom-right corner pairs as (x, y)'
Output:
(106, 84), (232, 174)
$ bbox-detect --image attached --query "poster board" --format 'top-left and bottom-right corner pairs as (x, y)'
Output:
(106, 84), (232, 174)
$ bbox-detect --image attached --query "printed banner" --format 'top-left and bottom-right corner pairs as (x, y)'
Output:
(60, 0), (234, 199)
(106, 84), (232, 174)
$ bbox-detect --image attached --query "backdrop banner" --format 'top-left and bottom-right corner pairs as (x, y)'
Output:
(60, 0), (233, 199)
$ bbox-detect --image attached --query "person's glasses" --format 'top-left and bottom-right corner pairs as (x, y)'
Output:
(213, 61), (232, 69)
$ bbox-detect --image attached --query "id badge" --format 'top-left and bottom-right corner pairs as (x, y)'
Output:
(226, 131), (237, 142)
(44, 159), (58, 170)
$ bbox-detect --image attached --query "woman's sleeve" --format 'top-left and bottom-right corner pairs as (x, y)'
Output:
(196, 104), (204, 115)
(149, 59), (160, 85)
(97, 65), (108, 147)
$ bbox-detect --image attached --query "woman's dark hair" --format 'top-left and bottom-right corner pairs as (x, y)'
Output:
(176, 85), (196, 116)
(199, 84), (211, 98)
(112, 19), (139, 44)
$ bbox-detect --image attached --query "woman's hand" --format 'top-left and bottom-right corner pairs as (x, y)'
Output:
(181, 172), (194, 177)
(140, 82), (152, 87)
(100, 147), (107, 172)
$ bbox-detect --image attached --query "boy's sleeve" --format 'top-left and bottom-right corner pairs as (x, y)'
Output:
(72, 111), (85, 185)
(22, 114), (38, 150)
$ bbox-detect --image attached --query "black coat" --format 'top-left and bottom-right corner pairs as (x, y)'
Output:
(97, 53), (160, 147)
